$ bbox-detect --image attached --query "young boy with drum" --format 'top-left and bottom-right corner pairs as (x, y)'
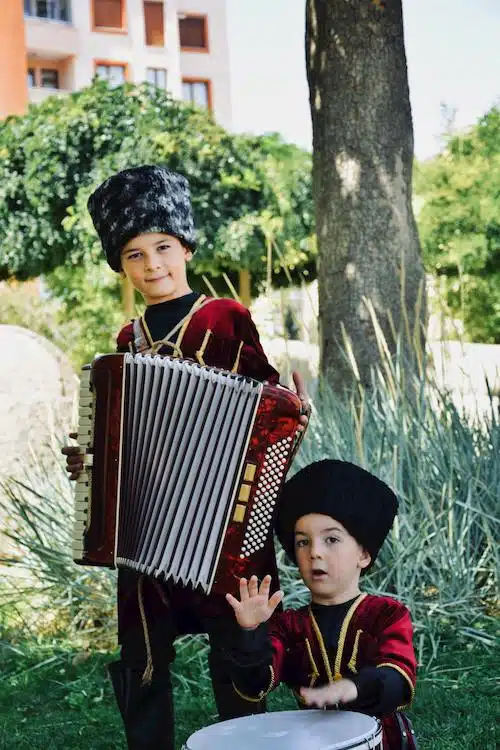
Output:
(225, 460), (418, 750)
(62, 165), (309, 750)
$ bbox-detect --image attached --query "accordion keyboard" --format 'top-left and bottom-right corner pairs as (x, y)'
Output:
(72, 367), (94, 560)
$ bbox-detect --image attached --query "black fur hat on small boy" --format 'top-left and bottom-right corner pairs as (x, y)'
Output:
(275, 460), (398, 568)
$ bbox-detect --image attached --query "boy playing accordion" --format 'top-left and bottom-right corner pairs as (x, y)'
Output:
(62, 165), (309, 750)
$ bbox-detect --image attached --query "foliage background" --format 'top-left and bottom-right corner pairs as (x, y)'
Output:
(415, 106), (500, 343)
(0, 81), (315, 365)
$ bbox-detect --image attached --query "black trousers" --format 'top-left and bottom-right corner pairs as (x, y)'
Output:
(110, 571), (266, 750)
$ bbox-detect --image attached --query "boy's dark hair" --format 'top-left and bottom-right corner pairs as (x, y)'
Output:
(87, 165), (197, 271)
(275, 460), (398, 568)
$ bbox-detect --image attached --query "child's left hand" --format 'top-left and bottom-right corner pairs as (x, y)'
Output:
(300, 678), (358, 709)
(292, 371), (311, 434)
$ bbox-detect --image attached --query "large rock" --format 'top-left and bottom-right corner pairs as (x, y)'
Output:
(0, 325), (78, 482)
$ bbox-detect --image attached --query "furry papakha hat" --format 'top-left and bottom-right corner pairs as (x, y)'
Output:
(275, 459), (398, 568)
(87, 165), (197, 271)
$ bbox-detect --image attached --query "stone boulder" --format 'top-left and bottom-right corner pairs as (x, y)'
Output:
(0, 324), (78, 482)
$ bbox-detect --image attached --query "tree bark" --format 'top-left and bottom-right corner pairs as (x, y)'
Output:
(306, 0), (426, 391)
(239, 269), (252, 308)
(121, 276), (135, 320)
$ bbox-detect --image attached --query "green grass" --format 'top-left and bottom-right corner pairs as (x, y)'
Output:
(1, 636), (498, 750)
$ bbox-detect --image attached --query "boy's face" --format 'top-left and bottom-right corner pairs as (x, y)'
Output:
(121, 233), (192, 305)
(294, 513), (371, 605)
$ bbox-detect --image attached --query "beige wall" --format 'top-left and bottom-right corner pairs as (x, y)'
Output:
(177, 0), (232, 127)
(3, 1), (231, 128)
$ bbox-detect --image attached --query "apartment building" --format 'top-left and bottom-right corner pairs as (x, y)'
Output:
(0, 0), (231, 127)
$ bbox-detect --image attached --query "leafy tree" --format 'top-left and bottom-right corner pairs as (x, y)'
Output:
(0, 81), (314, 293)
(306, 0), (426, 390)
(415, 106), (500, 342)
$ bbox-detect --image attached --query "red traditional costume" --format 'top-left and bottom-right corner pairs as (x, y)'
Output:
(85, 164), (303, 750)
(111, 293), (284, 749)
(227, 593), (417, 750)
(223, 459), (419, 750)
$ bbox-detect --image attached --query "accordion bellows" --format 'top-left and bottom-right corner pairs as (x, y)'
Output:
(73, 354), (302, 595)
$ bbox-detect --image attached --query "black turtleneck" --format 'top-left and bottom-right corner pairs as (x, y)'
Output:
(143, 291), (201, 344)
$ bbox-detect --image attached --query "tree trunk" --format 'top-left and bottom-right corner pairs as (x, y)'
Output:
(239, 269), (252, 308)
(121, 276), (135, 320)
(306, 0), (426, 391)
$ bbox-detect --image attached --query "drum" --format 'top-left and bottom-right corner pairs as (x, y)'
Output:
(182, 710), (383, 749)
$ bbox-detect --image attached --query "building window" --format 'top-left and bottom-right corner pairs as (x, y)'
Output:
(27, 68), (36, 88)
(144, 1), (164, 46)
(93, 0), (125, 30)
(147, 68), (167, 89)
(24, 0), (71, 22)
(95, 62), (127, 86)
(178, 15), (208, 51)
(182, 79), (210, 109)
(40, 68), (60, 88)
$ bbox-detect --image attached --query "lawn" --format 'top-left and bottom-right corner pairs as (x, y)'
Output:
(1, 636), (498, 750)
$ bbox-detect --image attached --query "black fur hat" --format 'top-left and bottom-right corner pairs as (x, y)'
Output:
(87, 165), (197, 271)
(275, 460), (398, 567)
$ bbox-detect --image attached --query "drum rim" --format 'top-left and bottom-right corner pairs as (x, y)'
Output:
(183, 710), (383, 750)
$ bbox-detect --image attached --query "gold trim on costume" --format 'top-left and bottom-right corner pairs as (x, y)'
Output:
(176, 294), (207, 353)
(232, 665), (275, 702)
(140, 294), (208, 356)
(195, 329), (212, 365)
(231, 340), (244, 373)
(347, 629), (363, 674)
(309, 592), (367, 683)
(138, 576), (153, 685)
(141, 315), (154, 347)
(310, 609), (334, 684)
(334, 593), (367, 679)
(305, 637), (320, 687)
(377, 662), (415, 706)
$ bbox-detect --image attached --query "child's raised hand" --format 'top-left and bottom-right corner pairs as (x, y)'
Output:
(300, 678), (358, 709)
(226, 575), (283, 630)
(61, 432), (84, 480)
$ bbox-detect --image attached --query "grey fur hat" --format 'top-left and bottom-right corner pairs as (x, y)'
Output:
(87, 165), (197, 271)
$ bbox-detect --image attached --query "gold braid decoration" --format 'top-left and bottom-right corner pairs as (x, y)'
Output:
(195, 329), (212, 366)
(231, 665), (275, 702)
(305, 637), (320, 687)
(138, 576), (154, 685)
(333, 593), (366, 680)
(347, 629), (363, 674)
(150, 338), (184, 358)
(231, 341), (244, 374)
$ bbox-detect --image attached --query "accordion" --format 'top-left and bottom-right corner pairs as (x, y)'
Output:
(73, 353), (302, 595)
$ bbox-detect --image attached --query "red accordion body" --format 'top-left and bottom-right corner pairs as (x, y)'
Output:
(73, 353), (301, 595)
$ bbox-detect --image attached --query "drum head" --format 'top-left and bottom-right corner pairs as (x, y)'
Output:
(183, 710), (382, 750)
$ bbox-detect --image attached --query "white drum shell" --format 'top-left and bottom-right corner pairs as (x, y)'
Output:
(182, 710), (383, 750)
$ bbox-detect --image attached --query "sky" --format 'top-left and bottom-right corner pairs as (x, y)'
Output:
(226, 0), (500, 160)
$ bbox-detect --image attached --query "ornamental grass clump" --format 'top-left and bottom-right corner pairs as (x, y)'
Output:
(1, 342), (498, 665)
